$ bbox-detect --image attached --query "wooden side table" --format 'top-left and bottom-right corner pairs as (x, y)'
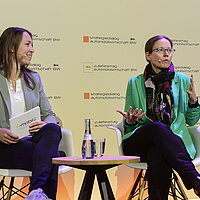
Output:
(52, 155), (140, 200)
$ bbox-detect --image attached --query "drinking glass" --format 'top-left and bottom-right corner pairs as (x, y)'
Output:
(93, 138), (106, 157)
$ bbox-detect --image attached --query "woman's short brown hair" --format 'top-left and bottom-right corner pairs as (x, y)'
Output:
(145, 35), (173, 54)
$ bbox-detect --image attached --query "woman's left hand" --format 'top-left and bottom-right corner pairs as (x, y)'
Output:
(187, 75), (197, 103)
(29, 121), (47, 133)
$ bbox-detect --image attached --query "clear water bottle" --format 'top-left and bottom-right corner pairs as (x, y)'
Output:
(81, 119), (95, 159)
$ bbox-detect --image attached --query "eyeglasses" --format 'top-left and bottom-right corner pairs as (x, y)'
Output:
(152, 47), (176, 54)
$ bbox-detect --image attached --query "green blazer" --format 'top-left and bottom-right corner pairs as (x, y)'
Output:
(0, 71), (56, 129)
(123, 72), (200, 159)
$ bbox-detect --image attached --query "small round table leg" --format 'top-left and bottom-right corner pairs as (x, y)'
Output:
(78, 170), (95, 200)
(96, 170), (115, 200)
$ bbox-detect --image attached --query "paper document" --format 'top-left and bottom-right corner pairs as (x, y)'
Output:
(9, 106), (41, 138)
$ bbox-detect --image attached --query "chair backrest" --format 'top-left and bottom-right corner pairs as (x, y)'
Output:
(108, 120), (148, 169)
(56, 116), (74, 157)
(56, 116), (63, 127)
(59, 128), (74, 157)
(107, 120), (124, 155)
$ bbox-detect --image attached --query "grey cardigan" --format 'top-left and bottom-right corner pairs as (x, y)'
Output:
(0, 71), (56, 129)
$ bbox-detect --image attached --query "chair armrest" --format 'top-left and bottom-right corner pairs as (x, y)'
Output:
(59, 128), (74, 157)
(108, 121), (145, 169)
(107, 121), (124, 155)
(188, 126), (200, 158)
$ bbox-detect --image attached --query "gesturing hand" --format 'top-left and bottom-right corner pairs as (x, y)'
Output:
(0, 128), (19, 144)
(117, 106), (145, 125)
(187, 75), (197, 104)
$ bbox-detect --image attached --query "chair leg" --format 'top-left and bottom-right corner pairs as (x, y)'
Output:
(127, 169), (148, 200)
(127, 170), (188, 200)
(170, 172), (188, 200)
(138, 180), (146, 200)
(0, 177), (6, 200)
(6, 177), (15, 200)
(0, 177), (5, 189)
(0, 177), (29, 200)
(127, 170), (143, 200)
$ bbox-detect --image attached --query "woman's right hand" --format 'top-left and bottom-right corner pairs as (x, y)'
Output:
(0, 128), (19, 144)
(117, 106), (145, 125)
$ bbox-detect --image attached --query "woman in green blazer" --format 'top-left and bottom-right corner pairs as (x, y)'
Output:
(117, 35), (200, 200)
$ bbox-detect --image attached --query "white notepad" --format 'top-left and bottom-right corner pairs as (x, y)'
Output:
(9, 106), (41, 138)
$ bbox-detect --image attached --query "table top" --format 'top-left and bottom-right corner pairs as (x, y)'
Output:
(52, 155), (140, 166)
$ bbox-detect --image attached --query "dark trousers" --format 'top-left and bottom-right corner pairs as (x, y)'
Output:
(0, 123), (61, 200)
(122, 121), (199, 200)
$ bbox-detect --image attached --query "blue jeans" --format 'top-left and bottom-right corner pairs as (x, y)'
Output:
(0, 123), (61, 200)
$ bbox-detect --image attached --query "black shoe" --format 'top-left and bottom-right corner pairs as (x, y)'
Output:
(193, 176), (200, 197)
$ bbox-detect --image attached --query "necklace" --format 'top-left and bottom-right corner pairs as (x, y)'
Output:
(8, 79), (18, 92)
(9, 79), (17, 82)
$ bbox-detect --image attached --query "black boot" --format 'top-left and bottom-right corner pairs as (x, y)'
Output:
(192, 176), (200, 197)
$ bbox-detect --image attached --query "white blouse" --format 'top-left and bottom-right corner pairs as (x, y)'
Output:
(6, 78), (25, 118)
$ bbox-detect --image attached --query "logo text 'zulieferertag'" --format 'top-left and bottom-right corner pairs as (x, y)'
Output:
(83, 62), (137, 73)
(94, 120), (118, 128)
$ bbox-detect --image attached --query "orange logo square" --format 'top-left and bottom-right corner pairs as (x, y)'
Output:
(83, 36), (89, 42)
(84, 93), (90, 99)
